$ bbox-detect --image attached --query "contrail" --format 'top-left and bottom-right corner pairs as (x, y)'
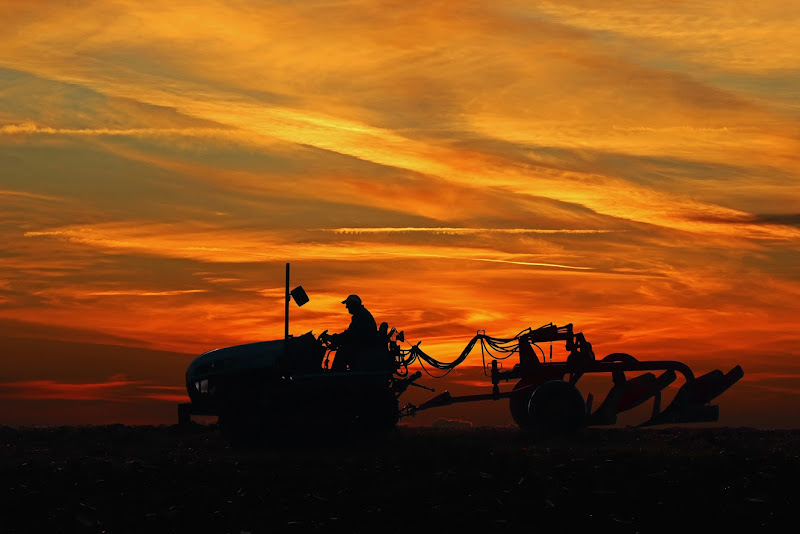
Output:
(326, 227), (617, 235)
(0, 122), (228, 137)
(392, 252), (593, 270)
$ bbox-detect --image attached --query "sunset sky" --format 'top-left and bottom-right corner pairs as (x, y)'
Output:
(1, 1), (798, 427)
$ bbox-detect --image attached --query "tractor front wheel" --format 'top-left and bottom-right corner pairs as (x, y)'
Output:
(218, 388), (261, 446)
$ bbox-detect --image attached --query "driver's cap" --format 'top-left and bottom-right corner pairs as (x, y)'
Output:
(341, 294), (362, 305)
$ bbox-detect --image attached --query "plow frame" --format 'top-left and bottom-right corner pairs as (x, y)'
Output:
(409, 323), (743, 430)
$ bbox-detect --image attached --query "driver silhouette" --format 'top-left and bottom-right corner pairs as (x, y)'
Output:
(326, 295), (380, 371)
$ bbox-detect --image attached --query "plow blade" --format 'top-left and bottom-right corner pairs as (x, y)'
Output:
(588, 370), (676, 426)
(639, 365), (744, 427)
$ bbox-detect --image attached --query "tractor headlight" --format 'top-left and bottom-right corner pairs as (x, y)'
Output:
(195, 379), (209, 393)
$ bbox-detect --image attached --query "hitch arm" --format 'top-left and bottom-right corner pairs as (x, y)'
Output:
(393, 371), (434, 394)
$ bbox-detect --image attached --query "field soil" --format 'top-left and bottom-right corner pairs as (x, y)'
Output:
(2, 424), (797, 532)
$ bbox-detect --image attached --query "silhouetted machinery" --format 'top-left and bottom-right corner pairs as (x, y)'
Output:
(181, 322), (745, 440)
(179, 266), (744, 441)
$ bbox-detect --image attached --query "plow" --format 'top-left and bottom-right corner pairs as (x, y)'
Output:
(179, 265), (744, 441)
(401, 322), (743, 432)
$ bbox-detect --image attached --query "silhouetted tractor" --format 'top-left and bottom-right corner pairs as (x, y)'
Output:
(181, 320), (743, 441)
(181, 326), (408, 444)
(179, 266), (743, 441)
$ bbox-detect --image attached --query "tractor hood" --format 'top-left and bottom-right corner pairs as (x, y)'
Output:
(185, 331), (321, 384)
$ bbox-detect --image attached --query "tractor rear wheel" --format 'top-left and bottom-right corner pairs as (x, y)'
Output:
(355, 390), (400, 433)
(527, 380), (586, 434)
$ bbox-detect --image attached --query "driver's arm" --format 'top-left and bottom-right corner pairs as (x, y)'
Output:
(321, 331), (341, 349)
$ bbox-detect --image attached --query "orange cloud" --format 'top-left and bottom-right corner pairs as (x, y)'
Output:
(2, 2), (798, 240)
(0, 379), (189, 403)
(0, 379), (141, 401)
(532, 1), (800, 73)
(136, 385), (190, 403)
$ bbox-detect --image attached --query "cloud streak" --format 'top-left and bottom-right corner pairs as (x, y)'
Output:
(87, 289), (208, 297)
(22, 224), (598, 270)
(0, 379), (191, 403)
(0, 378), (141, 401)
(3, 3), (799, 240)
(0, 122), (229, 137)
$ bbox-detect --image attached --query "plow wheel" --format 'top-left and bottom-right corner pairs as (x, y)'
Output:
(511, 379), (586, 434)
(529, 380), (586, 434)
(509, 378), (541, 431)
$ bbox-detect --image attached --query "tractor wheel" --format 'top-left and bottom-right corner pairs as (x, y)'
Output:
(355, 390), (400, 434)
(218, 404), (254, 446)
(527, 380), (586, 434)
(218, 387), (267, 446)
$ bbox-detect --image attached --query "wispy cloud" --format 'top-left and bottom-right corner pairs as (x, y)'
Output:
(0, 122), (229, 137)
(532, 1), (800, 73)
(136, 385), (189, 402)
(3, 3), (798, 240)
(0, 378), (141, 401)
(0, 379), (189, 403)
(0, 189), (62, 202)
(23, 224), (598, 270)
(87, 289), (207, 297)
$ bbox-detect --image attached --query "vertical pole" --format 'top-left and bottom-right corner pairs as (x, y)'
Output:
(285, 262), (290, 340)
